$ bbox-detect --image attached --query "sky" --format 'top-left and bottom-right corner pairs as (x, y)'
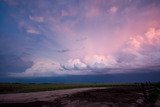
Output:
(0, 0), (160, 82)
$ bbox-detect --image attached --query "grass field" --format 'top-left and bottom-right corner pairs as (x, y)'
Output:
(0, 82), (160, 106)
(0, 82), (160, 94)
(0, 83), (139, 94)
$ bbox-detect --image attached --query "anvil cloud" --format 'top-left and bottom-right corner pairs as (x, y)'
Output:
(0, 0), (160, 77)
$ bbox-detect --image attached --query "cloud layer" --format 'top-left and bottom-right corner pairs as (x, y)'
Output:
(13, 27), (160, 77)
(117, 28), (160, 68)
(0, 0), (160, 77)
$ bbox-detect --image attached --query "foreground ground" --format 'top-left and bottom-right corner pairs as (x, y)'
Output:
(0, 83), (160, 107)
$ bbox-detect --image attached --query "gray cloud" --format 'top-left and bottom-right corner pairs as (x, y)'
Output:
(76, 37), (87, 42)
(0, 54), (33, 76)
(57, 49), (70, 53)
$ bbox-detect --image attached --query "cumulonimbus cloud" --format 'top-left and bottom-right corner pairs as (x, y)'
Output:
(10, 27), (160, 77)
(10, 58), (63, 77)
(62, 59), (87, 70)
(11, 55), (117, 77)
(117, 28), (160, 68)
(62, 55), (117, 70)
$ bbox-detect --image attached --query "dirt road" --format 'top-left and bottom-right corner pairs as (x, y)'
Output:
(0, 87), (159, 107)
(0, 87), (106, 104)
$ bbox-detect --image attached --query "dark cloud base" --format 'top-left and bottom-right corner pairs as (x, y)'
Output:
(0, 54), (33, 75)
(1, 72), (160, 83)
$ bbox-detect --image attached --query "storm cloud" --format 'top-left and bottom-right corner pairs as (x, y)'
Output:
(0, 0), (160, 77)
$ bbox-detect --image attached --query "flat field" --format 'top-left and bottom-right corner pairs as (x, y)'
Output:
(0, 83), (160, 107)
(0, 83), (134, 94)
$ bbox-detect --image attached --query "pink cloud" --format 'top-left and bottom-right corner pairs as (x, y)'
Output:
(9, 0), (160, 76)
(109, 6), (118, 14)
(118, 27), (160, 68)
(145, 28), (160, 45)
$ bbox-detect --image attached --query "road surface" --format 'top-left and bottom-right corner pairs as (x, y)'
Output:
(0, 87), (106, 104)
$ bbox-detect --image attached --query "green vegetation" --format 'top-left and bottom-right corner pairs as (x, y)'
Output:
(0, 83), (136, 94)
(147, 88), (160, 103)
(0, 82), (159, 95)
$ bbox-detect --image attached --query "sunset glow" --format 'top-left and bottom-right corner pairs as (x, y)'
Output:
(0, 0), (160, 78)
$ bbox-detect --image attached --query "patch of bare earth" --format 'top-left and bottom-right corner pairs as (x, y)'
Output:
(0, 87), (159, 107)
